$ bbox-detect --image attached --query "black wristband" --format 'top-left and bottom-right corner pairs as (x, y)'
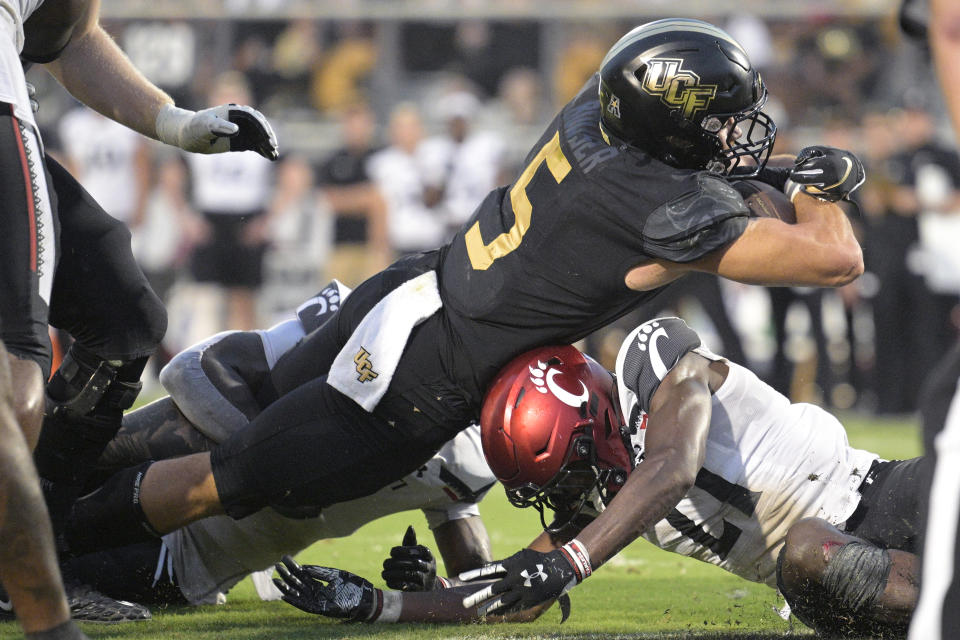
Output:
(753, 166), (791, 191)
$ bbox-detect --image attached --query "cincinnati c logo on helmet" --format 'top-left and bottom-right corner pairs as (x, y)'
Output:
(641, 58), (718, 119)
(354, 347), (379, 383)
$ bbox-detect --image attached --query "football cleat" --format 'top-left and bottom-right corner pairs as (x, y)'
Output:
(0, 577), (151, 624)
(65, 580), (151, 624)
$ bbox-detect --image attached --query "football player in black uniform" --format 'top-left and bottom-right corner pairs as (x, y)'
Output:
(0, 0), (277, 633)
(60, 19), (866, 567)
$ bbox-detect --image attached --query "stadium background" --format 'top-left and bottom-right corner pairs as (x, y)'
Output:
(7, 0), (946, 636)
(32, 0), (954, 417)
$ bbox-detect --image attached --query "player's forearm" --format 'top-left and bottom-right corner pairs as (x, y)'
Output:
(702, 197), (863, 287)
(788, 195), (864, 284)
(577, 374), (710, 568)
(45, 25), (173, 140)
(576, 449), (693, 567)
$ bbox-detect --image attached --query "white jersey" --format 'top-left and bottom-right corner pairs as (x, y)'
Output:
(59, 107), (145, 224)
(366, 146), (446, 253)
(0, 0), (43, 52)
(419, 132), (504, 231)
(158, 281), (496, 604)
(187, 150), (273, 214)
(615, 317), (878, 587)
(163, 424), (495, 605)
(0, 0), (43, 126)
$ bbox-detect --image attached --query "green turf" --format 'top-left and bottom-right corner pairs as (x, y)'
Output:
(0, 414), (920, 639)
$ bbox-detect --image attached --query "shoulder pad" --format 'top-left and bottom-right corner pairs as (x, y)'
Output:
(642, 174), (749, 262)
(296, 280), (352, 334)
(615, 317), (701, 414)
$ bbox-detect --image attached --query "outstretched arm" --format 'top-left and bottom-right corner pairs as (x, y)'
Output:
(42, 0), (170, 140)
(574, 353), (713, 567)
(692, 193), (863, 287)
(43, 0), (277, 159)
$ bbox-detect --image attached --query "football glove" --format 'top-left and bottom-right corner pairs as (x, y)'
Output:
(382, 525), (447, 591)
(273, 556), (379, 621)
(155, 103), (279, 160)
(459, 541), (591, 617)
(786, 146), (865, 203)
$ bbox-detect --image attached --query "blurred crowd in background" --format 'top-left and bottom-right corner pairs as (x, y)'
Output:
(28, 6), (960, 417)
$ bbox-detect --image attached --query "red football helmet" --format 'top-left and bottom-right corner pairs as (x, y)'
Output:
(481, 345), (632, 531)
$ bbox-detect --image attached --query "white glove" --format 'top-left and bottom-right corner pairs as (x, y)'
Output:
(155, 103), (279, 160)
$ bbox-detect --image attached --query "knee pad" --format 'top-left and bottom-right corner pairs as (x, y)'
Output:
(821, 542), (892, 612)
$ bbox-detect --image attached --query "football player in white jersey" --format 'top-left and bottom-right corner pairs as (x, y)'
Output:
(275, 317), (927, 636)
(61, 281), (496, 607)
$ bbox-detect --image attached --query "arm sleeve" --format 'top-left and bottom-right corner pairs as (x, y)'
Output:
(615, 317), (702, 416)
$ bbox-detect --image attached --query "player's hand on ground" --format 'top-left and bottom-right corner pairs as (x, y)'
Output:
(382, 525), (445, 591)
(786, 146), (865, 202)
(459, 547), (580, 616)
(156, 103), (279, 160)
(273, 556), (376, 620)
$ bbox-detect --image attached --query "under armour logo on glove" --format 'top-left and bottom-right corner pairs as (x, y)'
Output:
(459, 541), (592, 618)
(520, 565), (548, 587)
(786, 146), (865, 203)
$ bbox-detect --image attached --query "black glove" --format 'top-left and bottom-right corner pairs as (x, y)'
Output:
(459, 541), (591, 617)
(273, 555), (378, 621)
(225, 104), (280, 161)
(786, 145), (865, 202)
(382, 525), (444, 591)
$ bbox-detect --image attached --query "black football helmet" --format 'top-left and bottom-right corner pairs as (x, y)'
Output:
(598, 18), (776, 176)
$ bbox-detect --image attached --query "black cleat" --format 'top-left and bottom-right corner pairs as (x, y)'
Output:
(0, 578), (151, 624)
(64, 580), (151, 624)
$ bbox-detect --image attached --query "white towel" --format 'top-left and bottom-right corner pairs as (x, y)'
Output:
(328, 270), (442, 412)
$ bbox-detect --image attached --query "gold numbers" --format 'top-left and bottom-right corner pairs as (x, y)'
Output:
(465, 131), (571, 270)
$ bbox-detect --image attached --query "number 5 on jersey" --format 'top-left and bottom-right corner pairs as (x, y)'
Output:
(465, 131), (571, 270)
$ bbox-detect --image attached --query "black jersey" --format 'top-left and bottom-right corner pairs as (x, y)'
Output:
(439, 75), (750, 398)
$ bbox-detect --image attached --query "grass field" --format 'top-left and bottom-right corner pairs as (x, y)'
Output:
(0, 413), (922, 639)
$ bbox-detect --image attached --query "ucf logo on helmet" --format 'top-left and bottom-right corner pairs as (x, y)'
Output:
(641, 58), (718, 119)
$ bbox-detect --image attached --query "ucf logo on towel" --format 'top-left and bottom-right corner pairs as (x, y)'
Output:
(354, 348), (379, 383)
(328, 270), (442, 412)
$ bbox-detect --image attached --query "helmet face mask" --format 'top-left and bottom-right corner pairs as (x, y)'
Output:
(598, 18), (777, 176)
(506, 432), (624, 533)
(480, 346), (633, 535)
